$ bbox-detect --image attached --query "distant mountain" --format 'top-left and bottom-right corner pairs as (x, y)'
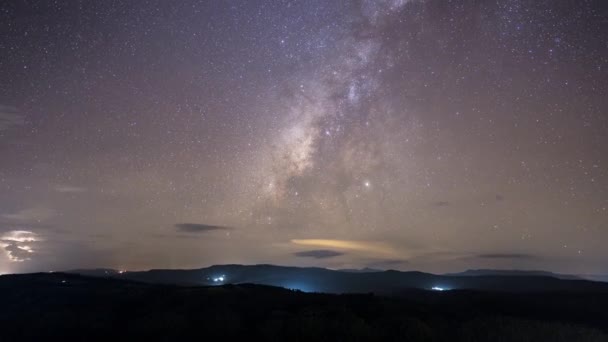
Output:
(580, 274), (608, 283)
(336, 267), (383, 273)
(445, 269), (582, 280)
(66, 264), (608, 294)
(66, 268), (122, 277)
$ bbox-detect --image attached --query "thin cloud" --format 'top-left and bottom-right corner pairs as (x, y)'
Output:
(54, 185), (87, 193)
(175, 223), (232, 233)
(0, 105), (25, 131)
(291, 239), (399, 257)
(294, 249), (344, 259)
(477, 253), (537, 260)
(366, 258), (409, 269)
(2, 208), (56, 223)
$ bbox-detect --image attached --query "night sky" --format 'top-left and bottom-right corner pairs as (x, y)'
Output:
(1, 0), (607, 275)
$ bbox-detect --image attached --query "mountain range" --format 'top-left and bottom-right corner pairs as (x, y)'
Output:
(66, 264), (608, 294)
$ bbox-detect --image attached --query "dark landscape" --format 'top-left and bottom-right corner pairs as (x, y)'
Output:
(1, 266), (608, 341)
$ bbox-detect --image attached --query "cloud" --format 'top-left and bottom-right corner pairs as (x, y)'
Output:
(3, 243), (33, 262)
(365, 258), (409, 269)
(54, 185), (87, 193)
(175, 223), (232, 233)
(0, 230), (41, 262)
(477, 253), (537, 260)
(0, 230), (39, 243)
(294, 249), (344, 259)
(2, 208), (56, 223)
(0, 105), (25, 131)
(0, 222), (55, 233)
(291, 239), (398, 257)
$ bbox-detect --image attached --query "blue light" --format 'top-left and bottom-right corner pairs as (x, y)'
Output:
(211, 274), (226, 283)
(284, 282), (314, 293)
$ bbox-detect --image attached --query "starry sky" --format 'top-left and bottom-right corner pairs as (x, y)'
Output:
(1, 0), (607, 275)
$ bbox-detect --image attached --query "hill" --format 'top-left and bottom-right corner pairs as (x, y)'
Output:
(0, 272), (607, 341)
(444, 269), (582, 280)
(67, 264), (608, 293)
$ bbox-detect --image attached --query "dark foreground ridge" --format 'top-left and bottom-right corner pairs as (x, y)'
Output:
(1, 272), (607, 341)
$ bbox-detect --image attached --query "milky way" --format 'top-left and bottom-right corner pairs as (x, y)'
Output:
(0, 0), (607, 274)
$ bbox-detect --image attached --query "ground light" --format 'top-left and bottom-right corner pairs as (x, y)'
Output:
(431, 286), (447, 291)
(211, 275), (226, 283)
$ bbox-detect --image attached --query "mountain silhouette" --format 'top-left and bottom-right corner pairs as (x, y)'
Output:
(66, 264), (608, 293)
